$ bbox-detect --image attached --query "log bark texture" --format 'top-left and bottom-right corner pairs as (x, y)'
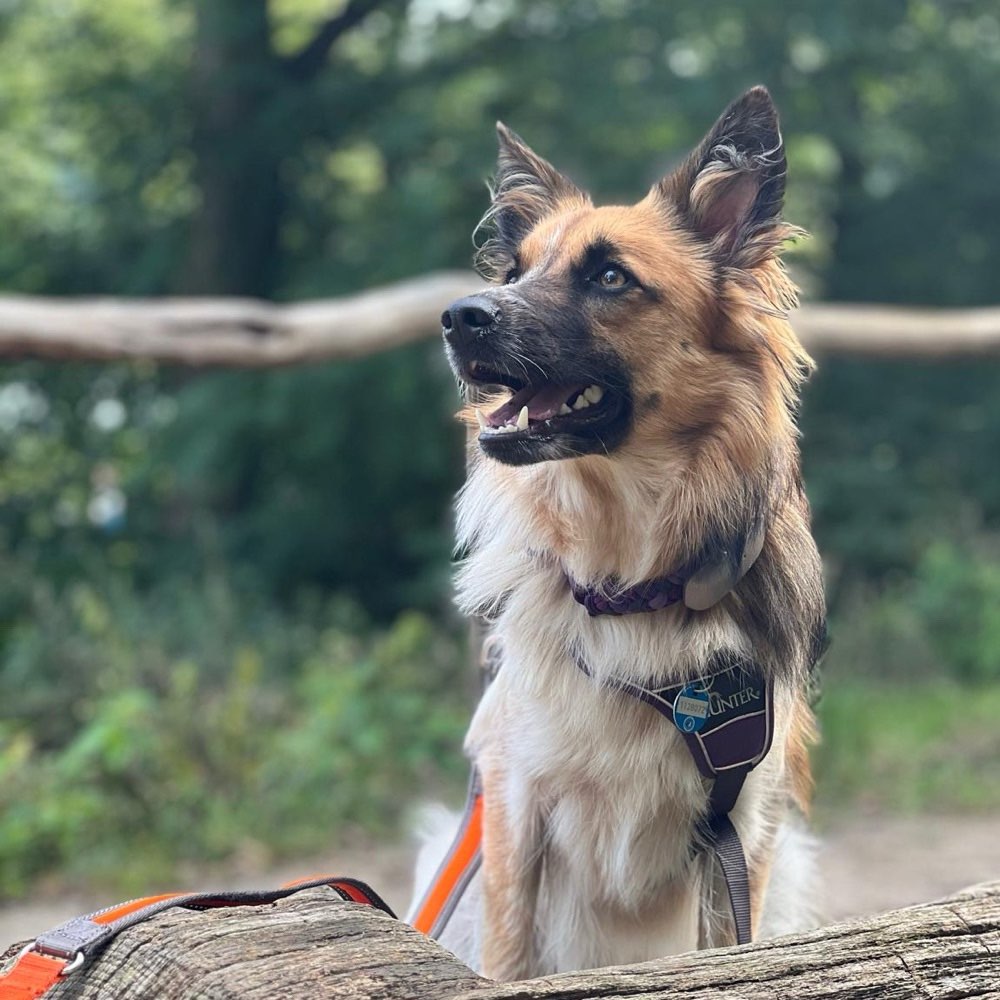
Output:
(2, 881), (998, 999)
(1, 274), (1000, 367)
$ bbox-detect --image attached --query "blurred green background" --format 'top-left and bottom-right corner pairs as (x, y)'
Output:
(1, 0), (999, 898)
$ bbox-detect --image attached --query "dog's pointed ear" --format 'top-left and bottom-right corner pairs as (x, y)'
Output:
(657, 87), (787, 266)
(489, 122), (585, 254)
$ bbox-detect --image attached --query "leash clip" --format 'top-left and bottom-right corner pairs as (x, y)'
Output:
(16, 942), (86, 977)
(58, 952), (86, 977)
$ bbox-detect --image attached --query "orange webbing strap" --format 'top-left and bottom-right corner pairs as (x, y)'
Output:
(0, 952), (66, 1000)
(411, 777), (484, 937)
(0, 877), (394, 1000)
(91, 892), (187, 925)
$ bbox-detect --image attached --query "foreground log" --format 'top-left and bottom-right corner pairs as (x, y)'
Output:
(2, 881), (997, 999)
(1, 273), (1000, 367)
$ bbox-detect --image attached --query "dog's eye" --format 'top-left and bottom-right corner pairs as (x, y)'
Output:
(594, 266), (630, 289)
(504, 268), (520, 285)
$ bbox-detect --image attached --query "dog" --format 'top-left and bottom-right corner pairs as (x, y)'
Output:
(408, 86), (827, 980)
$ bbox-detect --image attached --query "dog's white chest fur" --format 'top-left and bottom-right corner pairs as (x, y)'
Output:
(472, 661), (708, 970)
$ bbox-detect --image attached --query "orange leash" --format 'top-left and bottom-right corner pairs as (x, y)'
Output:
(0, 952), (67, 1000)
(411, 777), (484, 937)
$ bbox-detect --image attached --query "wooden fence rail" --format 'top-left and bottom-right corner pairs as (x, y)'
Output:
(2, 880), (997, 999)
(1, 272), (999, 367)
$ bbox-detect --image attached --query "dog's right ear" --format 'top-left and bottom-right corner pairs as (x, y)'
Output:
(486, 123), (585, 257)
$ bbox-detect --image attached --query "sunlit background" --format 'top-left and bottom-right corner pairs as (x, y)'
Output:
(1, 0), (998, 930)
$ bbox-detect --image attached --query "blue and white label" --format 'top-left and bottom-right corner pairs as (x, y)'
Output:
(673, 685), (710, 734)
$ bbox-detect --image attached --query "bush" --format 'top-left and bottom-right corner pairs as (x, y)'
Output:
(0, 579), (470, 898)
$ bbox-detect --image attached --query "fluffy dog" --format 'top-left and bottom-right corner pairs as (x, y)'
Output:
(410, 86), (827, 980)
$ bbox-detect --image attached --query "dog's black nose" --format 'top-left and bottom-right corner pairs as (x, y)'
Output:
(441, 294), (499, 350)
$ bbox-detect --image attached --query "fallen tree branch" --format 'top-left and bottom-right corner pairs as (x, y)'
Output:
(0, 272), (482, 368)
(2, 880), (997, 999)
(0, 273), (999, 368)
(795, 302), (1000, 359)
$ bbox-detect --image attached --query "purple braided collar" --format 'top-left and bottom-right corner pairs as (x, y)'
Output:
(568, 572), (685, 617)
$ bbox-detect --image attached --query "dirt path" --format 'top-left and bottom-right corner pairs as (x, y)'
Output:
(2, 812), (996, 946)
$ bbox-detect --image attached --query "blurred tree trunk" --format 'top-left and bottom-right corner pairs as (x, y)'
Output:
(180, 1), (396, 297)
(181, 1), (283, 296)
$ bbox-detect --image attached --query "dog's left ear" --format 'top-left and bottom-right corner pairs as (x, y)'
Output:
(658, 86), (787, 266)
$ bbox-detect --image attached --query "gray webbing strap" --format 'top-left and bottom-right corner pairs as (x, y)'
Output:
(706, 812), (752, 945)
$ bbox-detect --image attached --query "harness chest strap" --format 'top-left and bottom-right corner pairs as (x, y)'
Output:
(0, 877), (395, 1000)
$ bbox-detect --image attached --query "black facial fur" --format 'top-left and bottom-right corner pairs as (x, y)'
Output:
(443, 281), (635, 465)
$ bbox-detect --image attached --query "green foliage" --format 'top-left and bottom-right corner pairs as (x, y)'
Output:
(821, 538), (1000, 685)
(814, 538), (1000, 813)
(1, 0), (999, 897)
(815, 680), (1000, 814)
(2, 1), (999, 619)
(913, 544), (1000, 684)
(802, 359), (1000, 598)
(0, 582), (469, 897)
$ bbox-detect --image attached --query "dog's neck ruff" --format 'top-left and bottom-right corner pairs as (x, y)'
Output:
(567, 523), (767, 616)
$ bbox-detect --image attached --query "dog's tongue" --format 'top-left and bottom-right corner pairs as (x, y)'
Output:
(488, 383), (585, 427)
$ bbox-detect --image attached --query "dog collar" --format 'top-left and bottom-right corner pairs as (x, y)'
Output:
(569, 572), (684, 616)
(567, 524), (766, 615)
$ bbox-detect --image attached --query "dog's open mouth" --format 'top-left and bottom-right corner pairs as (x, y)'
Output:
(464, 361), (629, 463)
(479, 381), (611, 434)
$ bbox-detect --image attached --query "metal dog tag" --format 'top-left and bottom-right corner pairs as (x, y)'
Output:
(683, 524), (765, 611)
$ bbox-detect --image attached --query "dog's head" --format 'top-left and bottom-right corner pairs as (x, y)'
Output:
(443, 86), (812, 468)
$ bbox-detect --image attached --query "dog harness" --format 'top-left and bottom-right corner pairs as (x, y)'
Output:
(412, 540), (773, 947)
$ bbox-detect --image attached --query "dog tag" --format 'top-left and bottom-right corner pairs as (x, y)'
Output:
(683, 524), (766, 611)
(673, 685), (710, 733)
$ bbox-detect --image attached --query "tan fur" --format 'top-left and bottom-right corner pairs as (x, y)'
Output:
(478, 755), (542, 979)
(786, 695), (819, 817)
(412, 90), (827, 978)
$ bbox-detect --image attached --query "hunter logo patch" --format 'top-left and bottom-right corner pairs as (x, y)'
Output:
(678, 664), (773, 778)
(709, 682), (762, 716)
(571, 648), (774, 779)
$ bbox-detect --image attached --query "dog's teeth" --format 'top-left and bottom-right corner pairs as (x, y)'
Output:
(559, 403), (572, 416)
(585, 385), (604, 403)
(476, 408), (488, 431)
(573, 395), (590, 410)
(517, 405), (529, 431)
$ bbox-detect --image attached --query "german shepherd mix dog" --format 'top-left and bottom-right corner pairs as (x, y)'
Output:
(410, 87), (827, 980)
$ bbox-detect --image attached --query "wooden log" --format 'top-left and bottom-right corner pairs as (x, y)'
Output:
(454, 880), (1000, 1000)
(2, 881), (997, 999)
(0, 886), (482, 1000)
(0, 272), (483, 368)
(794, 303), (1000, 359)
(0, 273), (1000, 367)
